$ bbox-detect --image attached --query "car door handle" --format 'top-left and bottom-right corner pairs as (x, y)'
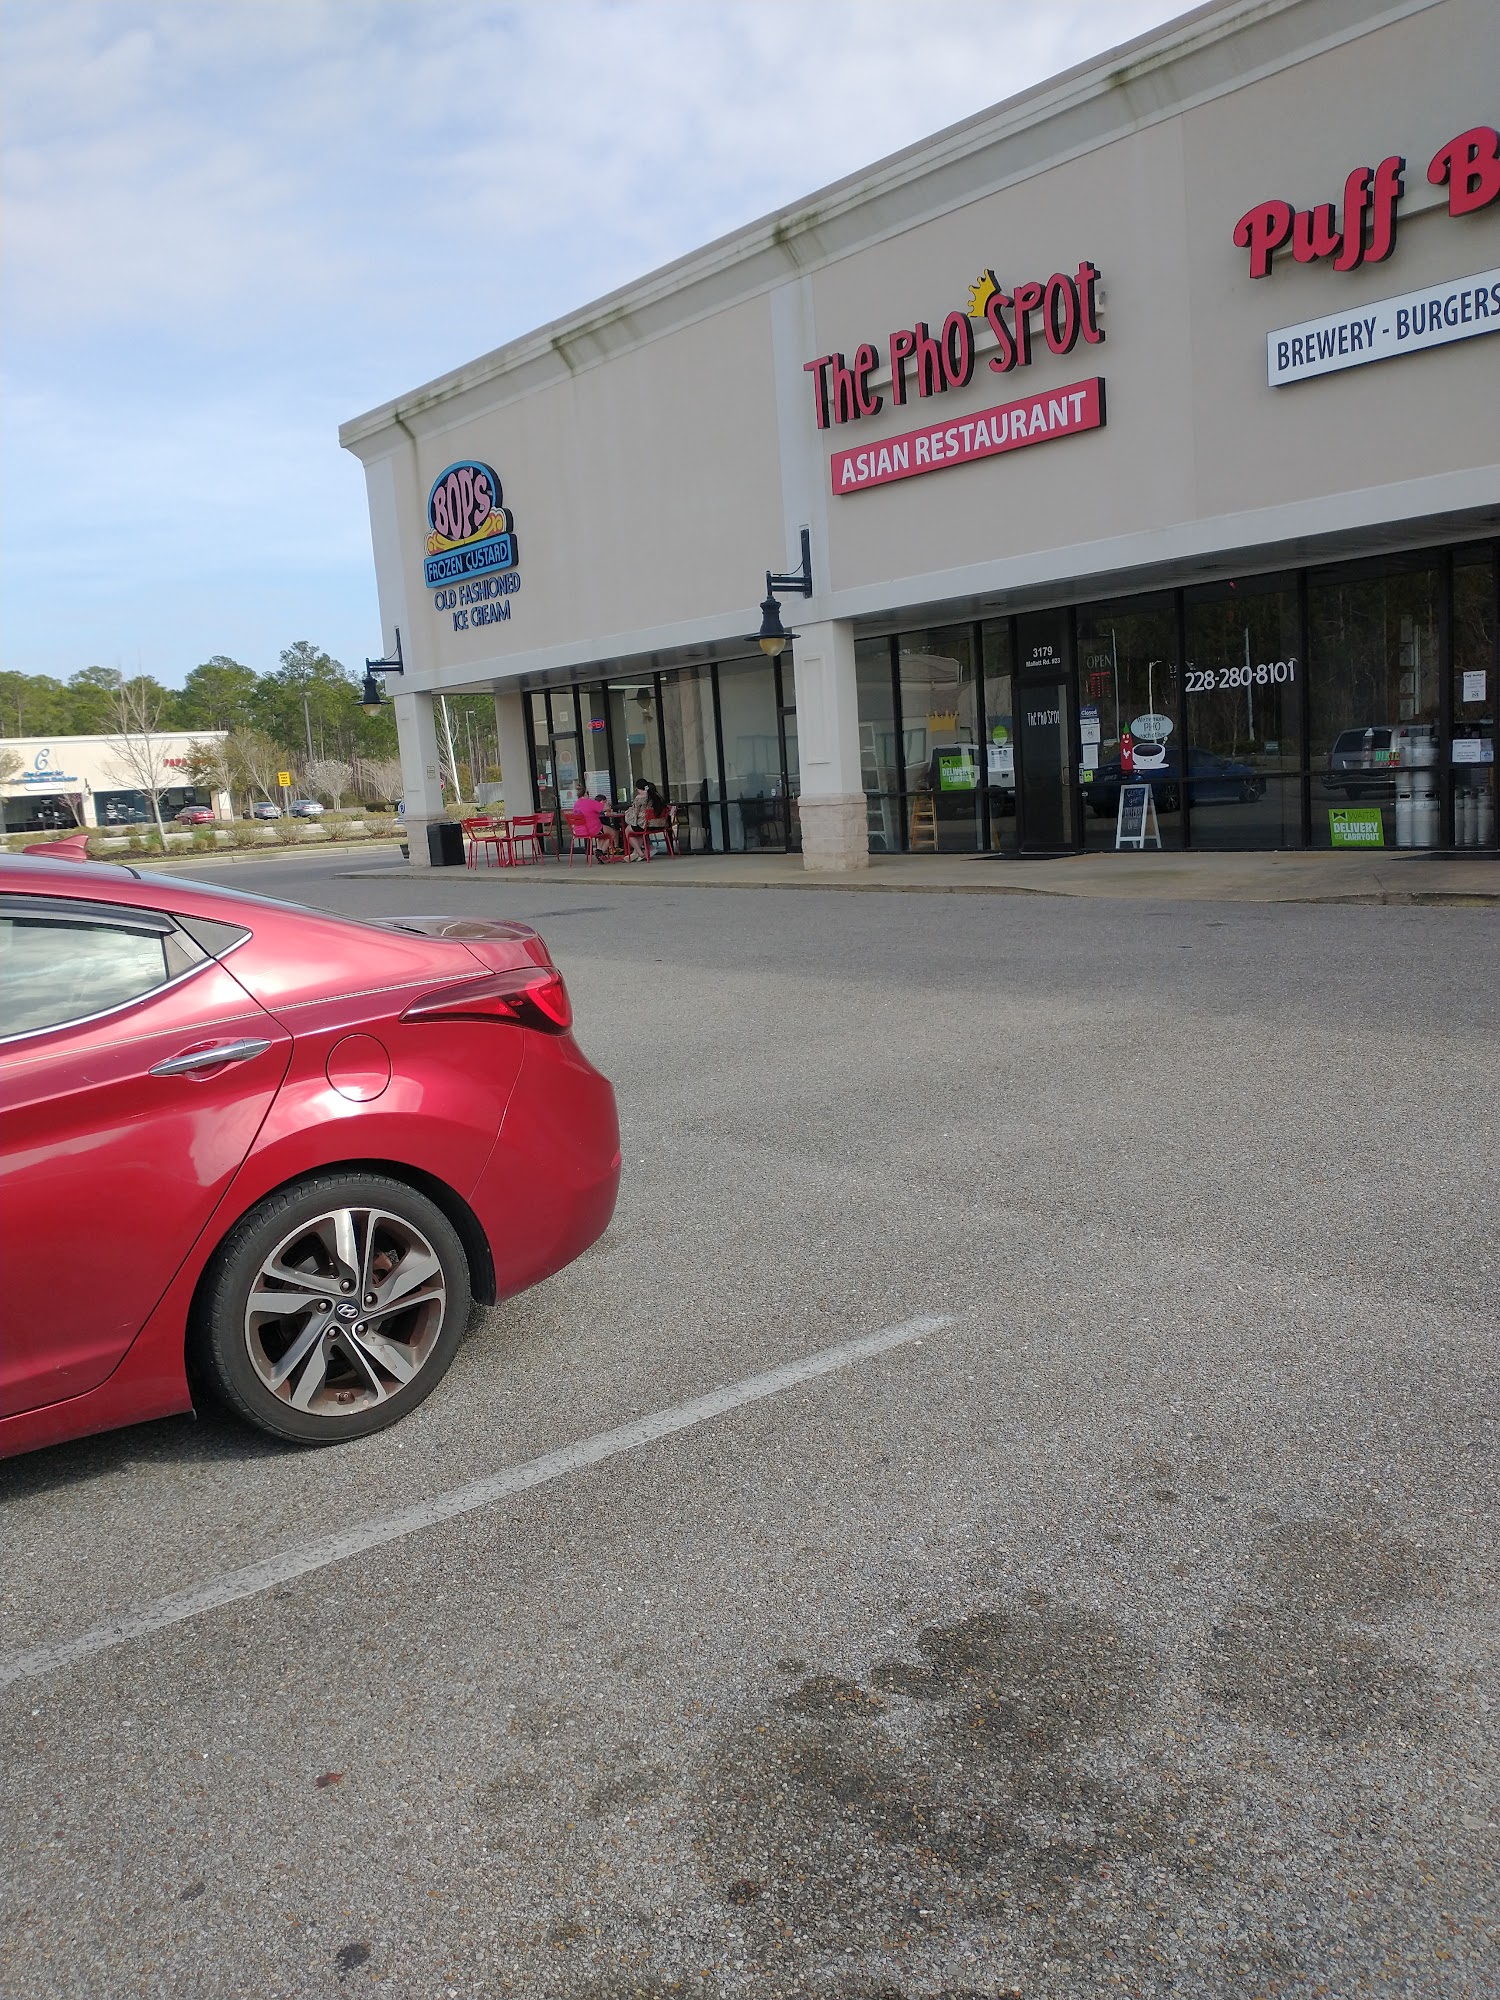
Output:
(150, 1038), (274, 1077)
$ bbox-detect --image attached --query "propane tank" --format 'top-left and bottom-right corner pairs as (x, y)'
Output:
(1478, 786), (1496, 847)
(1394, 782), (1413, 848)
(1413, 785), (1440, 849)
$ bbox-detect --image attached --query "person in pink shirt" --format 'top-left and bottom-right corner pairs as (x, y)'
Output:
(569, 791), (615, 856)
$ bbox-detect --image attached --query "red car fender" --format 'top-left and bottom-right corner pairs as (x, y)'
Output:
(0, 1029), (531, 1462)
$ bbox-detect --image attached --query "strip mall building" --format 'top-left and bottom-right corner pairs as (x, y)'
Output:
(341, 0), (1498, 868)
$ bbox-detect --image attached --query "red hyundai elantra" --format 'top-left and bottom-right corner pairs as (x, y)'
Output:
(0, 855), (620, 1458)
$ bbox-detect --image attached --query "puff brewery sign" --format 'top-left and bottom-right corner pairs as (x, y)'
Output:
(1232, 124), (1500, 278)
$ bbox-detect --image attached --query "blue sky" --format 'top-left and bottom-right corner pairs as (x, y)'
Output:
(0, 0), (1186, 688)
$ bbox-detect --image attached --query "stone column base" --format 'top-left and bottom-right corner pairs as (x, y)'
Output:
(400, 814), (437, 866)
(799, 793), (870, 872)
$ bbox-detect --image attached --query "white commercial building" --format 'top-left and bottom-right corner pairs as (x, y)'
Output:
(0, 734), (230, 834)
(341, 0), (1498, 868)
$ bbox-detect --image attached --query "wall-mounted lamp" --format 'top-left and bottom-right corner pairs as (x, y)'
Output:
(361, 628), (405, 714)
(744, 528), (812, 657)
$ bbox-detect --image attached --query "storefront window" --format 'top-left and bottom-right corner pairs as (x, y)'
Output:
(1308, 556), (1440, 848)
(1075, 597), (1181, 850)
(606, 681), (664, 811)
(528, 691), (556, 818)
(1184, 575), (1303, 849)
(981, 620), (1015, 854)
(897, 626), (982, 853)
(659, 665), (721, 853)
(717, 657), (787, 851)
(778, 657), (801, 854)
(856, 637), (901, 854)
(575, 686), (612, 804)
(1453, 543), (1497, 849)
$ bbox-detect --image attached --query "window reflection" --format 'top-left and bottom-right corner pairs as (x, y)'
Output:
(898, 627), (982, 853)
(1075, 598), (1180, 850)
(1309, 558), (1440, 847)
(1185, 576), (1303, 849)
(1453, 546), (1497, 848)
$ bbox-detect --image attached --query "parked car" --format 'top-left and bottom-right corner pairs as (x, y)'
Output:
(289, 799), (325, 817)
(247, 801), (283, 820)
(1084, 745), (1266, 817)
(1326, 723), (1437, 798)
(1327, 726), (1394, 798)
(175, 805), (216, 826)
(0, 855), (621, 1458)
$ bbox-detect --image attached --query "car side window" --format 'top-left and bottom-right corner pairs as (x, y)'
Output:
(0, 911), (199, 1039)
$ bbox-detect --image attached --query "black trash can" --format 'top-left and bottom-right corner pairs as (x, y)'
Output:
(426, 820), (464, 867)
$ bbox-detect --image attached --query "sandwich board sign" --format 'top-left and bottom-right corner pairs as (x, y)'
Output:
(1115, 782), (1161, 850)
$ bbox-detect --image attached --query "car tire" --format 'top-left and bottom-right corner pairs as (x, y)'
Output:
(191, 1172), (472, 1445)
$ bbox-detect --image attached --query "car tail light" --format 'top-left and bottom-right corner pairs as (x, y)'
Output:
(401, 967), (572, 1033)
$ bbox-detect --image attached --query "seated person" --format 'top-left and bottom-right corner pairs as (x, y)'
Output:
(623, 780), (665, 831)
(570, 791), (616, 853)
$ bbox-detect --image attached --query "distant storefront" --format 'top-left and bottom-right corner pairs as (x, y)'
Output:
(342, 0), (1498, 867)
(0, 735), (227, 835)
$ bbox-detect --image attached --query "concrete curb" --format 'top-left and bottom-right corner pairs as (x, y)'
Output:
(333, 854), (1500, 907)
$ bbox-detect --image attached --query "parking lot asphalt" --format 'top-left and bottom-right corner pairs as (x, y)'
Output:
(2, 851), (1496, 1999)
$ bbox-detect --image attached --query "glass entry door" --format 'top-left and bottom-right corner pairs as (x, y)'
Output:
(1016, 610), (1078, 852)
(1018, 684), (1075, 851)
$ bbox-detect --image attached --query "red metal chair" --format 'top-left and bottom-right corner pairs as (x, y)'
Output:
(566, 811), (614, 866)
(515, 812), (552, 859)
(645, 809), (678, 857)
(462, 816), (511, 867)
(508, 816), (544, 865)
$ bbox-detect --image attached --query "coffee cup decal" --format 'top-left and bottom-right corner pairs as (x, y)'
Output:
(1130, 711), (1172, 771)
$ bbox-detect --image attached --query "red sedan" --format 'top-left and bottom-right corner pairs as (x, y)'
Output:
(0, 855), (620, 1458)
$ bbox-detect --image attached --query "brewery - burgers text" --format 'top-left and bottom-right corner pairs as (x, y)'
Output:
(803, 261), (1104, 430)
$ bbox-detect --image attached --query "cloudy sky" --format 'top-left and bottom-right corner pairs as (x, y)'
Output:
(0, 0), (1187, 688)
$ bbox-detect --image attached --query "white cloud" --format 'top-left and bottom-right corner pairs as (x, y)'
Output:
(0, 0), (1189, 681)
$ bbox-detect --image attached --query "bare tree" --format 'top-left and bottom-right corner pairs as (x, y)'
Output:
(103, 674), (177, 850)
(0, 747), (21, 785)
(359, 757), (405, 805)
(304, 757), (353, 811)
(186, 737), (235, 815)
(226, 728), (290, 806)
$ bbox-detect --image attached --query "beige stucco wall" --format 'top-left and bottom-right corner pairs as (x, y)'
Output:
(814, 0), (1498, 589)
(385, 296), (783, 675)
(344, 0), (1499, 692)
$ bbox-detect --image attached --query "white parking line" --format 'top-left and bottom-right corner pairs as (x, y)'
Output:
(0, 1314), (951, 1693)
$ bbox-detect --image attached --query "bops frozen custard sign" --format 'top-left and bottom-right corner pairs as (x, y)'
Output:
(423, 461), (522, 628)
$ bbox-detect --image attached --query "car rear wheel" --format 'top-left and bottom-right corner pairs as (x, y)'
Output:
(192, 1173), (471, 1444)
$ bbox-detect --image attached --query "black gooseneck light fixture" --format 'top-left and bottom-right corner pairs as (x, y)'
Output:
(360, 628), (405, 714)
(744, 528), (813, 655)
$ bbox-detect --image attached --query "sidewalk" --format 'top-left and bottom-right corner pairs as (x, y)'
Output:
(346, 845), (1500, 905)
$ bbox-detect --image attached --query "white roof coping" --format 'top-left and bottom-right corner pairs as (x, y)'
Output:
(340, 0), (1429, 450)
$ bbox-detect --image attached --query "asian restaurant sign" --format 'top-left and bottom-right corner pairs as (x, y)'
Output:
(808, 260), (1108, 497)
(830, 378), (1104, 494)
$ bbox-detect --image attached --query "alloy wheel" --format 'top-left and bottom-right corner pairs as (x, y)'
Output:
(244, 1206), (448, 1417)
